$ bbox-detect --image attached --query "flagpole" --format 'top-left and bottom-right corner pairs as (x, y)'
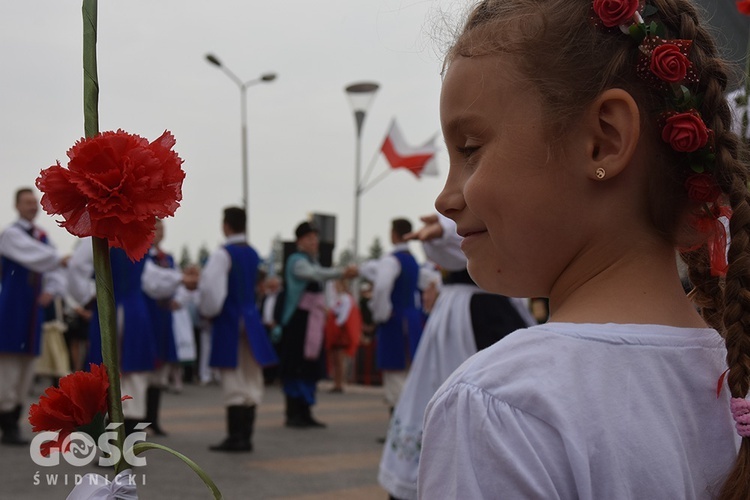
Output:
(360, 144), (382, 188)
(361, 169), (393, 194)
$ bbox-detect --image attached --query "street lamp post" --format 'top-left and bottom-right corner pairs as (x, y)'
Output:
(205, 53), (276, 236)
(345, 82), (379, 262)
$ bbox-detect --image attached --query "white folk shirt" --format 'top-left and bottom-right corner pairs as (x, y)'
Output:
(0, 218), (65, 296)
(66, 237), (181, 306)
(198, 233), (247, 318)
(418, 323), (739, 500)
(360, 242), (411, 324)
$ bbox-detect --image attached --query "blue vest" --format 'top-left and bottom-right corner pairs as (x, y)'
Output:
(145, 251), (178, 364)
(89, 248), (157, 372)
(0, 227), (48, 355)
(210, 243), (278, 368)
(376, 251), (424, 370)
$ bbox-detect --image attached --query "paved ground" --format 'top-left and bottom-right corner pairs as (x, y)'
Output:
(2, 379), (392, 499)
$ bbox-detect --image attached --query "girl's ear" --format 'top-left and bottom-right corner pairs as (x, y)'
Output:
(580, 88), (640, 181)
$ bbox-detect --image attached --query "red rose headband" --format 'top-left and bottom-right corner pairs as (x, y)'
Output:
(592, 0), (731, 276)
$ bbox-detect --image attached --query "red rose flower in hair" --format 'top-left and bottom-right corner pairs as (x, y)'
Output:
(738, 0), (750, 16)
(661, 111), (709, 153)
(28, 364), (130, 457)
(650, 43), (691, 83)
(592, 0), (639, 27)
(36, 130), (185, 261)
(685, 173), (722, 203)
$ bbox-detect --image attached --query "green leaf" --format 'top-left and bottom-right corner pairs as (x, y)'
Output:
(76, 412), (106, 442)
(690, 163), (705, 174)
(629, 23), (646, 42)
(642, 4), (658, 17)
(133, 442), (223, 499)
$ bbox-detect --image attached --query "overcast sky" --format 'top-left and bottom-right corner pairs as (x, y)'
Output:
(1, 1), (747, 265)
(0, 0), (467, 263)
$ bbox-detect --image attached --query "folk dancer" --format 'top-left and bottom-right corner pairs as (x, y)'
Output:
(198, 207), (278, 452)
(0, 188), (66, 445)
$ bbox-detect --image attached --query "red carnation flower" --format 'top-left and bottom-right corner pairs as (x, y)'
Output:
(661, 111), (710, 153)
(28, 364), (130, 457)
(685, 173), (722, 203)
(650, 43), (690, 83)
(592, 0), (639, 27)
(738, 0), (750, 16)
(36, 130), (185, 261)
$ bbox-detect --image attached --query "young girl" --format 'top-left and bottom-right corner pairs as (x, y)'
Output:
(324, 278), (361, 393)
(418, 1), (750, 498)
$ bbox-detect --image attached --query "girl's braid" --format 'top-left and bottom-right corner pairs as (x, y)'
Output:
(660, 1), (750, 498)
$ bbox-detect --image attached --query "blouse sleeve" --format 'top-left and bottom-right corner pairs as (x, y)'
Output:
(418, 383), (574, 499)
(0, 225), (62, 273)
(292, 258), (342, 282)
(197, 247), (230, 318)
(422, 213), (467, 272)
(142, 259), (183, 300)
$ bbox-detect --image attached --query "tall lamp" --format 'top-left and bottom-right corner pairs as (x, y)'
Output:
(205, 53), (277, 236)
(345, 81), (379, 262)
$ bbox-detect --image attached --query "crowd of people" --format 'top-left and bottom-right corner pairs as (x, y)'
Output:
(5, 0), (750, 497)
(0, 189), (535, 460)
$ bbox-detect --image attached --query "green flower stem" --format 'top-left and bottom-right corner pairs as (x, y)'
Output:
(91, 236), (127, 474)
(83, 0), (125, 473)
(132, 442), (223, 499)
(82, 0), (99, 139)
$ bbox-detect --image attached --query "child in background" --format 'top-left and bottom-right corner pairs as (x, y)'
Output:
(419, 1), (749, 498)
(324, 279), (361, 393)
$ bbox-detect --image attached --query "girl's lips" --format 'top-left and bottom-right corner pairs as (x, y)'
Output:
(459, 229), (487, 238)
(460, 229), (487, 251)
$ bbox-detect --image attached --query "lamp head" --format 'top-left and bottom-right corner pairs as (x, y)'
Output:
(205, 54), (222, 67)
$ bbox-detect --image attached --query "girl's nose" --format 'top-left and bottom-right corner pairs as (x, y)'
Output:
(435, 176), (465, 220)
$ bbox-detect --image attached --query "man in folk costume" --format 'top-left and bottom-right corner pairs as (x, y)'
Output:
(142, 219), (183, 436)
(360, 218), (424, 415)
(0, 188), (66, 445)
(67, 235), (194, 435)
(198, 207), (278, 452)
(278, 221), (357, 428)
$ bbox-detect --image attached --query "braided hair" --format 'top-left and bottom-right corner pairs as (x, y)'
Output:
(449, 1), (750, 497)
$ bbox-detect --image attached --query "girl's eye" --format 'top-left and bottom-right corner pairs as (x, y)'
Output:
(456, 145), (480, 159)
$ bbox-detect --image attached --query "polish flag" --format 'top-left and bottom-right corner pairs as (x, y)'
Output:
(380, 120), (439, 178)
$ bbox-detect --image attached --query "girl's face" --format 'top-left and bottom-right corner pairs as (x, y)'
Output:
(436, 55), (594, 297)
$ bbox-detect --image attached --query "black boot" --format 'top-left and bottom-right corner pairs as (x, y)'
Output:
(244, 405), (256, 450)
(302, 402), (326, 428)
(0, 405), (27, 446)
(123, 418), (139, 436)
(210, 406), (252, 452)
(284, 396), (307, 428)
(146, 386), (167, 436)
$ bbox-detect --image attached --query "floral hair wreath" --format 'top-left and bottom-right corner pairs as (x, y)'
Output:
(592, 0), (731, 276)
